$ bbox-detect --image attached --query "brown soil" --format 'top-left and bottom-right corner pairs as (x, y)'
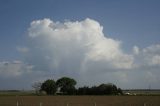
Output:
(0, 96), (160, 106)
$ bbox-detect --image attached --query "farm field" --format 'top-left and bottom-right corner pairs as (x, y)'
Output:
(123, 89), (160, 95)
(0, 96), (160, 106)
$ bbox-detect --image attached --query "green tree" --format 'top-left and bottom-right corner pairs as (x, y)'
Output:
(56, 77), (76, 95)
(98, 83), (118, 95)
(41, 79), (57, 95)
(77, 86), (90, 95)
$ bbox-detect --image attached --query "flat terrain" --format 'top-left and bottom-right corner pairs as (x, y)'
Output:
(0, 96), (160, 106)
(123, 89), (160, 95)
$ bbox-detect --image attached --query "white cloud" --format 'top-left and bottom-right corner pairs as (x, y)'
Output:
(27, 18), (134, 73)
(142, 44), (160, 66)
(21, 18), (160, 88)
(130, 44), (160, 68)
(133, 46), (139, 55)
(2, 18), (160, 89)
(0, 61), (29, 77)
(0, 60), (53, 89)
(151, 55), (160, 65)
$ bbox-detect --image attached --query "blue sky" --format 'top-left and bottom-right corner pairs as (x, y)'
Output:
(0, 0), (160, 89)
(1, 0), (160, 59)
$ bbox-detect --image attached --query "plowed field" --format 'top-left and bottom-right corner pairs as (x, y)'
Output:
(0, 96), (160, 106)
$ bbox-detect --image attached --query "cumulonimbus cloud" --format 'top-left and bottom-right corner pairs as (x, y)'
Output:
(1, 18), (160, 89)
(25, 18), (160, 88)
(27, 18), (134, 74)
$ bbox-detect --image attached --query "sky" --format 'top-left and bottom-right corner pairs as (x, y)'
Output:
(0, 0), (160, 90)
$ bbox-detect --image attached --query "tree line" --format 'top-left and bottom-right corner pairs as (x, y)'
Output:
(32, 77), (123, 95)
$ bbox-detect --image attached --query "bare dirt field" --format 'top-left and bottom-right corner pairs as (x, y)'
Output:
(0, 96), (160, 106)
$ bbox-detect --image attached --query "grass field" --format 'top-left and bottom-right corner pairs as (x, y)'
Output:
(0, 96), (160, 106)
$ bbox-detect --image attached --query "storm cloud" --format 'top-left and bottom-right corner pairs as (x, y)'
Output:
(1, 18), (160, 89)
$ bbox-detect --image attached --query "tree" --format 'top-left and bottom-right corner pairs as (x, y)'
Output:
(56, 77), (77, 95)
(98, 83), (118, 95)
(77, 86), (90, 95)
(117, 88), (123, 95)
(41, 79), (57, 95)
(90, 86), (99, 95)
(32, 82), (42, 95)
(77, 83), (119, 95)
